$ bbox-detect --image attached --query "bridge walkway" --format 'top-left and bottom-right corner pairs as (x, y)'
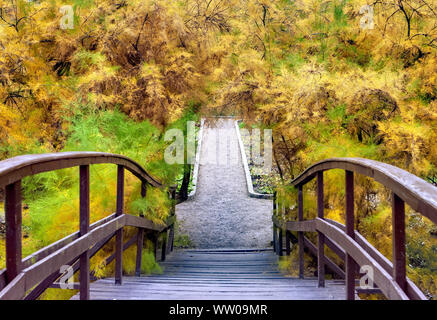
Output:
(71, 249), (346, 300)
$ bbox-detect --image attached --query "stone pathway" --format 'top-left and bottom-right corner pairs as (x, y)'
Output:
(176, 118), (272, 248)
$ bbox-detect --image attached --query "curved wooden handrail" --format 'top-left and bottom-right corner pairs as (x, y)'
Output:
(273, 157), (437, 300)
(291, 157), (437, 225)
(0, 152), (176, 300)
(0, 152), (163, 188)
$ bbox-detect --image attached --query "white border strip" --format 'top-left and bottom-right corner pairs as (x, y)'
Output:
(234, 120), (273, 199)
(187, 118), (205, 199)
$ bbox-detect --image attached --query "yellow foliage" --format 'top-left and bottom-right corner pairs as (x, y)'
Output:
(1, 0), (436, 300)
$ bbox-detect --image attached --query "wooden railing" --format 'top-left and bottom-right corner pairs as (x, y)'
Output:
(0, 152), (176, 300)
(272, 157), (437, 300)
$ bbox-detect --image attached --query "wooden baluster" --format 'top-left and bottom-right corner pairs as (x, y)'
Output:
(392, 192), (406, 291)
(79, 165), (90, 300)
(115, 165), (124, 285)
(278, 196), (283, 256)
(317, 171), (325, 287)
(140, 181), (147, 210)
(285, 231), (291, 256)
(153, 233), (159, 260)
(163, 189), (175, 258)
(284, 198), (291, 256)
(171, 188), (176, 216)
(168, 226), (175, 253)
(169, 188), (176, 252)
(135, 229), (144, 277)
(5, 180), (22, 283)
(135, 181), (147, 277)
(161, 230), (167, 261)
(298, 184), (304, 279)
(272, 191), (277, 252)
(273, 225), (277, 254)
(345, 170), (356, 300)
(273, 191), (277, 214)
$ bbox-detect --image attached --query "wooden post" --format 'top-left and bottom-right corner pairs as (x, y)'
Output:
(115, 165), (124, 285)
(345, 170), (355, 300)
(141, 181), (147, 200)
(285, 231), (291, 256)
(284, 198), (291, 256)
(135, 229), (144, 277)
(273, 191), (277, 214)
(392, 192), (406, 291)
(317, 171), (325, 288)
(79, 165), (90, 300)
(280, 199), (285, 254)
(170, 188), (176, 216)
(153, 233), (159, 260)
(170, 188), (176, 252)
(298, 184), (304, 279)
(168, 225), (175, 253)
(161, 230), (167, 261)
(135, 181), (147, 277)
(277, 196), (283, 256)
(5, 180), (22, 283)
(273, 224), (277, 254)
(273, 191), (277, 252)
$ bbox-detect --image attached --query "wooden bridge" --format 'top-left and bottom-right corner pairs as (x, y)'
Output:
(0, 150), (436, 299)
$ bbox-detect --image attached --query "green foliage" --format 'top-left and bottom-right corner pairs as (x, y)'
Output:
(174, 234), (194, 249)
(333, 1), (348, 28)
(407, 214), (437, 270)
(63, 106), (181, 184)
(141, 251), (163, 274)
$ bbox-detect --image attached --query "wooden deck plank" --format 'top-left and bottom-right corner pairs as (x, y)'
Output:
(71, 250), (346, 300)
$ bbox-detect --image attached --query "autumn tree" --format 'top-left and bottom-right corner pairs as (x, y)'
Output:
(374, 0), (437, 40)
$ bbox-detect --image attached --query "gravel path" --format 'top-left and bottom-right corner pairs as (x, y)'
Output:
(176, 118), (272, 248)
